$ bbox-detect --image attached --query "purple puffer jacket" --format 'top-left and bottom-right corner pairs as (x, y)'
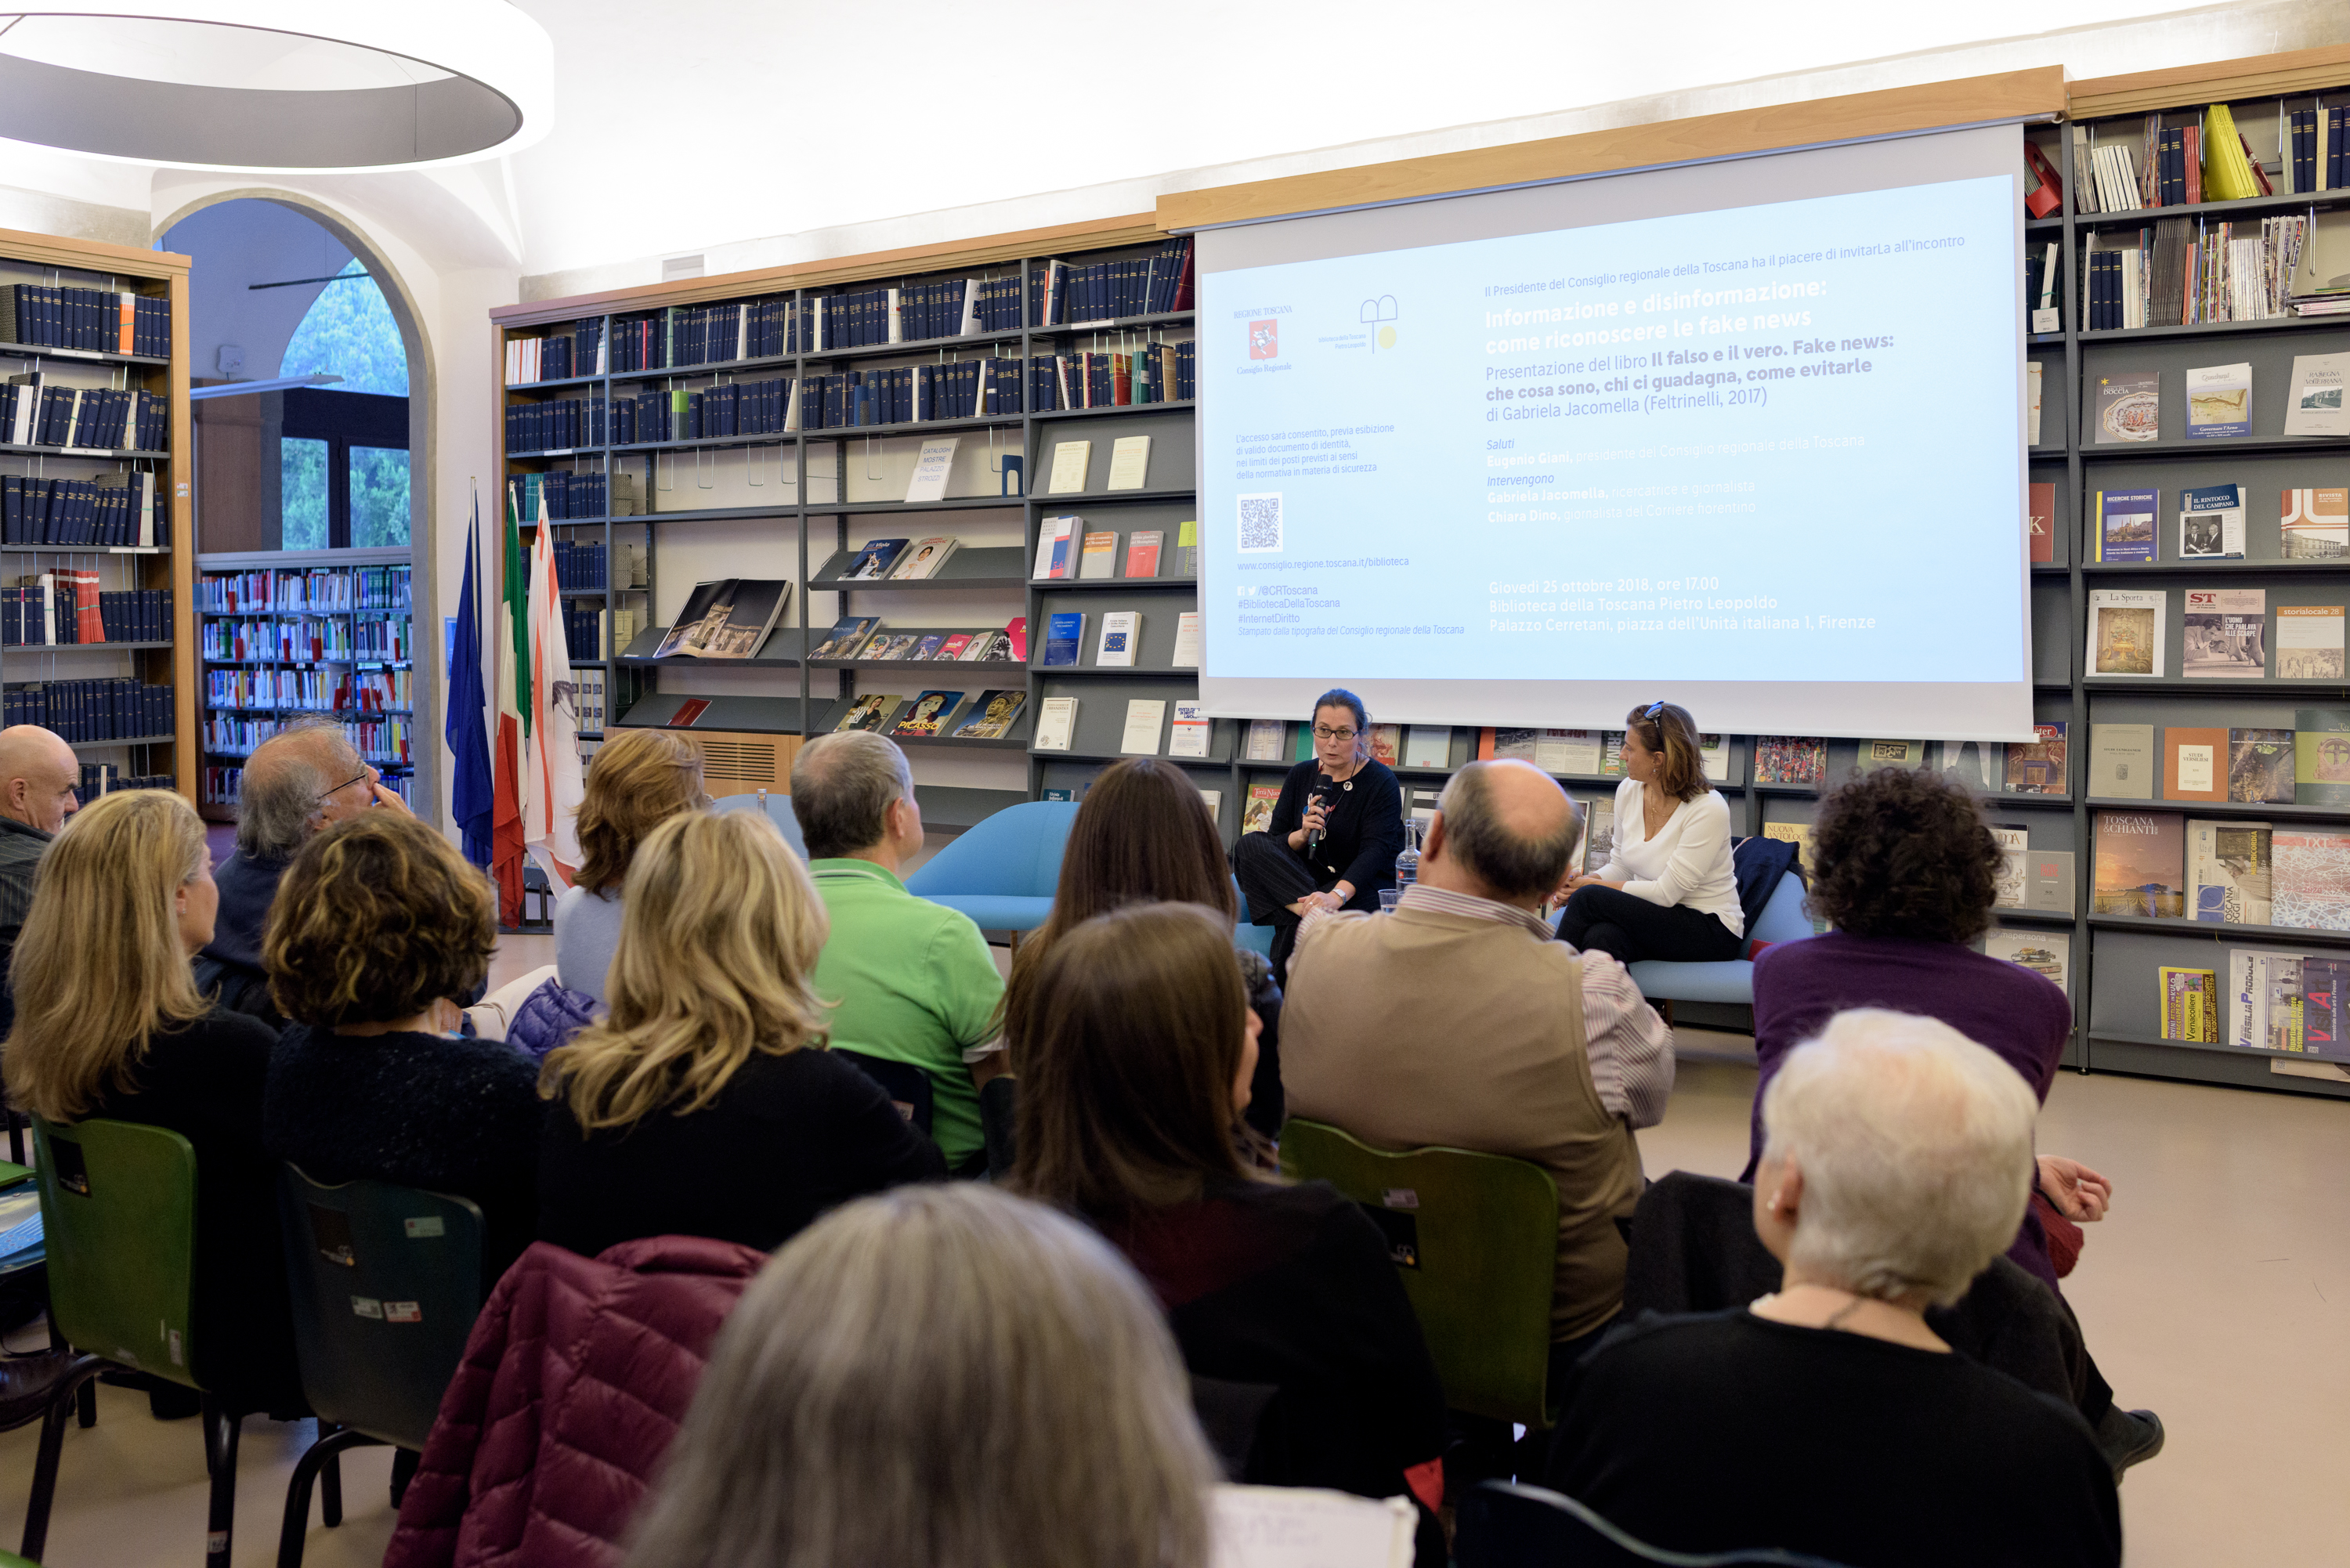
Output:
(507, 979), (600, 1062)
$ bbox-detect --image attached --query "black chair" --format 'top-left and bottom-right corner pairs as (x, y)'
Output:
(832, 1049), (935, 1136)
(978, 1073), (1017, 1180)
(1455, 1482), (1856, 1567)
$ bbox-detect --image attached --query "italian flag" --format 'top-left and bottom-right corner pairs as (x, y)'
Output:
(490, 490), (530, 924)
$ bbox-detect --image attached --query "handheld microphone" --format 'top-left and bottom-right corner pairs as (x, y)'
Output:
(1304, 775), (1334, 854)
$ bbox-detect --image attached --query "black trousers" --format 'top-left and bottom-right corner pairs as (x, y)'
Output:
(1231, 831), (1324, 983)
(1556, 885), (1742, 965)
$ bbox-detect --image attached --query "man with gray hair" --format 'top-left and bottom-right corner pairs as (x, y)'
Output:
(194, 718), (410, 1027)
(792, 730), (1003, 1172)
(1282, 759), (1674, 1482)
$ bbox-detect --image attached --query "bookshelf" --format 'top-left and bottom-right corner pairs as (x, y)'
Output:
(489, 226), (1199, 833)
(0, 226), (194, 801)
(193, 549), (417, 819)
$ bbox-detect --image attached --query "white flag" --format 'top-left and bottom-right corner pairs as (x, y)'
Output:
(522, 495), (585, 881)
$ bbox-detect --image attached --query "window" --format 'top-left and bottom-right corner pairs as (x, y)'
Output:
(281, 436), (328, 548)
(280, 271), (410, 396)
(349, 446), (410, 547)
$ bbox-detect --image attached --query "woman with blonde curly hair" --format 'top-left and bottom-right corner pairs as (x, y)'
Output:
(262, 811), (544, 1274)
(537, 809), (943, 1256)
(4, 789), (305, 1414)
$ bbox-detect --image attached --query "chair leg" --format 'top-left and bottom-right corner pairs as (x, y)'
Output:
(275, 1427), (381, 1568)
(42, 1317), (96, 1430)
(202, 1396), (240, 1568)
(20, 1359), (103, 1563)
(7, 1109), (21, 1167)
(319, 1436), (342, 1528)
(389, 1447), (418, 1511)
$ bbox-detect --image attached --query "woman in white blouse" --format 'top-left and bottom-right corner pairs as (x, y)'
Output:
(1558, 701), (1744, 964)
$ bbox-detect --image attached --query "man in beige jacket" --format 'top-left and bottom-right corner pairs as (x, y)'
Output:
(1283, 759), (1673, 1410)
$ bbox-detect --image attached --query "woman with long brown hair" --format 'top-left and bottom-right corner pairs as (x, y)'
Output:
(536, 809), (942, 1256)
(1010, 901), (1446, 1563)
(555, 727), (708, 1005)
(5, 789), (305, 1414)
(1558, 699), (1743, 963)
(1005, 757), (1285, 1130)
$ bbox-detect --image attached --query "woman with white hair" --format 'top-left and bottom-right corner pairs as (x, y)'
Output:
(622, 1183), (1220, 1568)
(1544, 1010), (2120, 1568)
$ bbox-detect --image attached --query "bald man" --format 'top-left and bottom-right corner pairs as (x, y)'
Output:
(193, 720), (410, 1028)
(0, 724), (82, 1026)
(1280, 760), (1675, 1485)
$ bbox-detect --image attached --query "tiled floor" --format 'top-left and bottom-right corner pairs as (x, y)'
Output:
(0, 974), (2341, 1565)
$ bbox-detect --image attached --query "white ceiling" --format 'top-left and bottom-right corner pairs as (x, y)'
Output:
(493, 0), (2225, 278)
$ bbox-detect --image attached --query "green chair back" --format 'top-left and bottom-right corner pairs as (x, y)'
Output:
(277, 1166), (486, 1452)
(31, 1116), (202, 1389)
(1279, 1118), (1560, 1428)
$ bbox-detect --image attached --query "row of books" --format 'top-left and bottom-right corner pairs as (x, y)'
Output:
(1, 473), (164, 548)
(1, 679), (172, 743)
(2064, 103), (2269, 215)
(2083, 216), (2305, 330)
(835, 535), (964, 581)
(197, 565), (411, 614)
(204, 616), (360, 663)
(1031, 519), (1191, 580)
(509, 471), (638, 523)
(508, 244), (1192, 385)
(808, 616), (1024, 664)
(1029, 695), (1208, 757)
(1748, 730), (2070, 793)
(2083, 714), (2350, 805)
(205, 713), (414, 761)
(74, 767), (171, 805)
(5, 581), (171, 647)
(1039, 610), (1201, 670)
(2080, 483), (2347, 565)
(2162, 951), (2350, 1058)
(547, 537), (645, 594)
(507, 345), (1197, 453)
(562, 602), (602, 664)
(352, 616), (410, 661)
(1, 381), (168, 452)
(2087, 587), (2344, 679)
(2092, 809), (2350, 931)
(206, 666), (410, 713)
(575, 667), (606, 734)
(823, 688), (1028, 741)
(2084, 356), (2350, 447)
(0, 285), (170, 356)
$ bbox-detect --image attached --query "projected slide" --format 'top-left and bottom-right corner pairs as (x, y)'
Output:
(1197, 142), (2027, 739)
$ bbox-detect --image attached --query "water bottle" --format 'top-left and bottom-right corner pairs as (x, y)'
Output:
(1394, 816), (1421, 891)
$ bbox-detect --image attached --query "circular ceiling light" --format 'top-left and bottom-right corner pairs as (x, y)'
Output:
(0, 2), (553, 172)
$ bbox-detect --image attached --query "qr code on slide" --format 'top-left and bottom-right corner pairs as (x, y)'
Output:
(1238, 492), (1283, 554)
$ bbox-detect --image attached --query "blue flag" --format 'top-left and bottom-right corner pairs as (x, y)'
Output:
(446, 493), (495, 867)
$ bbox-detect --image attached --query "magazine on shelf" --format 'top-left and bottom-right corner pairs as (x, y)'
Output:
(651, 580), (790, 659)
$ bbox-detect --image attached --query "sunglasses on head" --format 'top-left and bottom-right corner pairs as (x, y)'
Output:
(1643, 702), (1665, 719)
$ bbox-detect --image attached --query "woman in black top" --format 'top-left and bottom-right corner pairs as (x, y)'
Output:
(1006, 757), (1288, 1135)
(1545, 1009), (2120, 1568)
(1231, 687), (1403, 981)
(537, 809), (943, 1258)
(1011, 901), (1448, 1568)
(262, 812), (544, 1277)
(3, 791), (305, 1416)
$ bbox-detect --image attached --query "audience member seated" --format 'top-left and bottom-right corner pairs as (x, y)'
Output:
(262, 812), (544, 1275)
(790, 732), (1003, 1173)
(195, 719), (414, 1029)
(1556, 700), (1743, 965)
(1230, 688), (1402, 982)
(1288, 761), (1667, 1342)
(1546, 1010), (2122, 1568)
(624, 1184), (1220, 1568)
(1282, 760), (1670, 1487)
(536, 809), (944, 1255)
(554, 728), (707, 1006)
(1746, 765), (2161, 1472)
(2, 790), (305, 1416)
(1010, 902), (1446, 1561)
(1005, 757), (1289, 1135)
(0, 724), (80, 1035)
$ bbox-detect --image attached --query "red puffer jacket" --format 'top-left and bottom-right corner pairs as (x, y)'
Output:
(384, 1235), (767, 1568)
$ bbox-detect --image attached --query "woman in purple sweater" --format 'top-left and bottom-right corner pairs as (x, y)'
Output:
(1746, 767), (2162, 1477)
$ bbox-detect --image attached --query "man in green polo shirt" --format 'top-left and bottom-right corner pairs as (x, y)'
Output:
(792, 731), (1003, 1171)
